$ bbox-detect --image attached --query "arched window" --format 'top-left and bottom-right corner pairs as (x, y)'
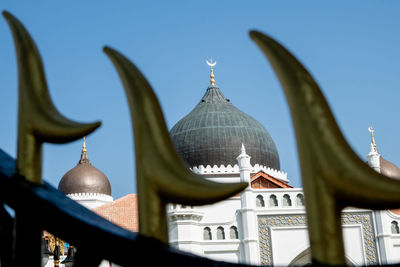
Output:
(269, 195), (278, 207)
(230, 226), (238, 239)
(203, 227), (212, 240)
(217, 227), (225, 240)
(181, 205), (186, 209)
(391, 221), (400, 234)
(172, 204), (177, 209)
(283, 194), (292, 207)
(256, 195), (265, 207)
(296, 194), (305, 206)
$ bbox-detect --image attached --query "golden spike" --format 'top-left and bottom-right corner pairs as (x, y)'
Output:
(250, 31), (400, 265)
(104, 47), (247, 243)
(3, 11), (101, 183)
(210, 68), (215, 86)
(82, 136), (87, 153)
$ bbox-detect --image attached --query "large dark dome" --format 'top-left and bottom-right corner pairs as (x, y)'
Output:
(170, 85), (280, 170)
(58, 150), (111, 196)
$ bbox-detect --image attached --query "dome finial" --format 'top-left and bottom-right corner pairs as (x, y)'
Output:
(82, 136), (87, 154)
(206, 57), (216, 86)
(79, 136), (90, 163)
(241, 143), (246, 155)
(368, 127), (378, 152)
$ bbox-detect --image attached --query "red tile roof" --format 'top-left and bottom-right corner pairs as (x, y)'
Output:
(391, 209), (400, 215)
(93, 194), (138, 232)
(251, 171), (292, 189)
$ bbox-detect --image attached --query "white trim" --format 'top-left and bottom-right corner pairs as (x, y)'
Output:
(191, 163), (288, 182)
(67, 193), (113, 202)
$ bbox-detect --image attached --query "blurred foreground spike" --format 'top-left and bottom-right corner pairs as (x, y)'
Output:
(250, 31), (400, 265)
(3, 11), (101, 183)
(104, 47), (247, 243)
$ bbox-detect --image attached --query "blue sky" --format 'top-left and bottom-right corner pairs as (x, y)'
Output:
(1, 1), (400, 199)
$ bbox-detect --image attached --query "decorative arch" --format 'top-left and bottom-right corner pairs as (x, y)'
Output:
(229, 226), (238, 239)
(289, 248), (356, 266)
(217, 226), (225, 240)
(296, 194), (305, 206)
(391, 221), (400, 234)
(269, 195), (278, 207)
(203, 227), (212, 240)
(283, 194), (292, 206)
(288, 248), (311, 266)
(256, 195), (265, 207)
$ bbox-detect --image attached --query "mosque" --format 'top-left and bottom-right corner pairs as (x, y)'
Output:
(45, 63), (400, 266)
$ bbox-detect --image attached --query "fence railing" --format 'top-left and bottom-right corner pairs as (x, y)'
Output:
(1, 10), (400, 266)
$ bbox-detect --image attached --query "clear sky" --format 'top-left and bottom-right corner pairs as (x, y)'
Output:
(1, 1), (400, 199)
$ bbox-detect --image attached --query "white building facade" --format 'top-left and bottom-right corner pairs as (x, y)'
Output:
(52, 69), (400, 266)
(167, 142), (400, 266)
(167, 71), (400, 265)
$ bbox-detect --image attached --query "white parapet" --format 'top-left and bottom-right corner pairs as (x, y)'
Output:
(67, 192), (114, 201)
(67, 193), (114, 209)
(191, 164), (289, 183)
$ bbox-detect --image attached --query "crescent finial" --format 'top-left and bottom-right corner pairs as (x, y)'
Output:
(368, 126), (375, 135)
(206, 57), (216, 67)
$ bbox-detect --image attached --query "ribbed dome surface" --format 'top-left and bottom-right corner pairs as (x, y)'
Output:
(58, 152), (111, 195)
(170, 86), (280, 169)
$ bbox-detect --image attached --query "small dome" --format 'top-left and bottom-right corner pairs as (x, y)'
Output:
(380, 157), (400, 180)
(58, 145), (111, 196)
(170, 85), (280, 169)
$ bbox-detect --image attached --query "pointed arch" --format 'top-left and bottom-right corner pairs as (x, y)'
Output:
(217, 226), (225, 240)
(229, 226), (238, 239)
(203, 227), (212, 240)
(269, 194), (278, 207)
(289, 248), (356, 266)
(256, 195), (265, 207)
(391, 221), (399, 234)
(283, 194), (292, 206)
(296, 194), (305, 206)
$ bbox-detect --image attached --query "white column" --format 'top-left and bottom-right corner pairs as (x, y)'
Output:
(168, 206), (205, 256)
(237, 144), (259, 265)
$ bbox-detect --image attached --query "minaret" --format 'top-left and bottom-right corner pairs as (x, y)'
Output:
(237, 144), (259, 265)
(366, 127), (381, 173)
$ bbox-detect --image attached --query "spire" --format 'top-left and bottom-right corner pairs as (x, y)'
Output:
(237, 144), (251, 169)
(206, 57), (216, 86)
(82, 136), (87, 153)
(368, 127), (378, 153)
(240, 143), (246, 155)
(79, 136), (90, 164)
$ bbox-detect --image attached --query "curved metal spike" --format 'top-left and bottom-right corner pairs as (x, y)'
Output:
(250, 30), (400, 265)
(3, 11), (101, 183)
(104, 46), (247, 243)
